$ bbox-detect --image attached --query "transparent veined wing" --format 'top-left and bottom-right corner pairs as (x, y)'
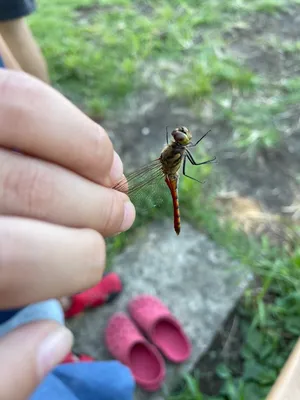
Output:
(113, 158), (172, 217)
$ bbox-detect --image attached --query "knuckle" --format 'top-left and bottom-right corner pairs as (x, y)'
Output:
(0, 70), (42, 100)
(0, 71), (45, 139)
(2, 159), (55, 217)
(0, 70), (29, 98)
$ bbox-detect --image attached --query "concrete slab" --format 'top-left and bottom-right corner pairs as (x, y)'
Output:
(67, 219), (252, 399)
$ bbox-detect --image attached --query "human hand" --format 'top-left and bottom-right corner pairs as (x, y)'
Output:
(0, 69), (135, 399)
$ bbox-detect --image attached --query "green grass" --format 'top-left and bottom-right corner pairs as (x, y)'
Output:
(29, 0), (298, 154)
(29, 0), (300, 399)
(171, 174), (300, 400)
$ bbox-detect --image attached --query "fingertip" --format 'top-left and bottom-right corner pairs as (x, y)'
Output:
(120, 201), (136, 232)
(109, 151), (124, 185)
(37, 326), (74, 379)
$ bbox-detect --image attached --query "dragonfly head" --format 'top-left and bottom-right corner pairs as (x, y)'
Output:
(171, 126), (192, 146)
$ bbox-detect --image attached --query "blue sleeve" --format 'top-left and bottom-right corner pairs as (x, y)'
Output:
(30, 373), (78, 400)
(31, 360), (136, 400)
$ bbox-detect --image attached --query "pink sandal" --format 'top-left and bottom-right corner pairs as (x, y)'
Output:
(105, 312), (165, 391)
(128, 295), (191, 363)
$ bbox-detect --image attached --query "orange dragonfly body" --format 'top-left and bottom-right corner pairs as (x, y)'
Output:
(113, 126), (215, 235)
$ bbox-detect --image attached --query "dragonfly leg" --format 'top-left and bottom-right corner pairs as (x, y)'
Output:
(183, 155), (205, 184)
(189, 130), (211, 147)
(186, 149), (216, 165)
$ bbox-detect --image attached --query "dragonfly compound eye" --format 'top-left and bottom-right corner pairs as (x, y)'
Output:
(179, 126), (189, 134)
(172, 130), (188, 143)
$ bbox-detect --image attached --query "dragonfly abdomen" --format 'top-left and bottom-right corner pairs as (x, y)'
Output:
(165, 175), (181, 235)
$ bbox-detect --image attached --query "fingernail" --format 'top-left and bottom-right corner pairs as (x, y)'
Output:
(120, 201), (136, 232)
(37, 326), (73, 379)
(110, 151), (123, 183)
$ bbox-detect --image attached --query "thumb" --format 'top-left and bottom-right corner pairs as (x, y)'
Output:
(0, 320), (73, 400)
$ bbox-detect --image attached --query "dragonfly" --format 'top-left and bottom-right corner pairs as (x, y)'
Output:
(113, 126), (216, 235)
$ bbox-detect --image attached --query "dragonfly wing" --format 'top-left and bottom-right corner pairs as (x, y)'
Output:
(113, 159), (163, 196)
(113, 159), (171, 214)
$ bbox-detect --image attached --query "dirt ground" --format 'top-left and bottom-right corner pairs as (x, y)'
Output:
(217, 6), (300, 213)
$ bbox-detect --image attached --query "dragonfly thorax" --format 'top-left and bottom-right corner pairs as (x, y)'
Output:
(160, 141), (186, 177)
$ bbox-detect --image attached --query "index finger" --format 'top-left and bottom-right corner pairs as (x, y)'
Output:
(0, 69), (121, 187)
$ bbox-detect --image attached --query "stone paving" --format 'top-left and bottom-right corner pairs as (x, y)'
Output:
(67, 220), (252, 399)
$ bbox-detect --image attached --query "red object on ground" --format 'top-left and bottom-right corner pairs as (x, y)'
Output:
(105, 312), (166, 391)
(61, 352), (94, 364)
(64, 272), (122, 319)
(128, 295), (191, 363)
